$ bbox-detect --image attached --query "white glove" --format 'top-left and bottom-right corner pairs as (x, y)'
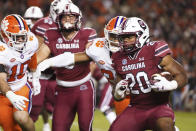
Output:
(6, 91), (29, 111)
(38, 52), (74, 72)
(32, 71), (41, 95)
(151, 74), (178, 92)
(113, 79), (129, 100)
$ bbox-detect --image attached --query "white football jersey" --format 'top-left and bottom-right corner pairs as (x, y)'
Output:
(0, 32), (39, 91)
(86, 38), (116, 82)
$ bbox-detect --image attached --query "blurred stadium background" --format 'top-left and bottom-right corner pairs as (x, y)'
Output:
(0, 0), (195, 130)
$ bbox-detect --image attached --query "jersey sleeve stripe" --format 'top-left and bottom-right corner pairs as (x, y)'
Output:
(37, 26), (47, 31)
(88, 34), (97, 41)
(155, 45), (168, 54)
(35, 29), (45, 35)
(43, 36), (49, 44)
(155, 48), (170, 56)
(35, 26), (47, 34)
(155, 44), (168, 51)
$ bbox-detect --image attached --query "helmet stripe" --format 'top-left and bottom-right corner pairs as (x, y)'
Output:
(114, 16), (119, 28)
(17, 15), (26, 30)
(120, 17), (125, 24)
(13, 15), (25, 30)
(18, 15), (28, 31)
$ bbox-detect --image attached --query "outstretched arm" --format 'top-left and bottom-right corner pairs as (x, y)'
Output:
(74, 52), (91, 63)
(37, 51), (91, 72)
(36, 43), (51, 64)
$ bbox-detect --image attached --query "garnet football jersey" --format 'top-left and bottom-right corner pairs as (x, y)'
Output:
(0, 32), (38, 91)
(44, 28), (97, 81)
(112, 41), (172, 107)
(31, 16), (57, 37)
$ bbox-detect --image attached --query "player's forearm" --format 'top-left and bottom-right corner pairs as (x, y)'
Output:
(0, 73), (11, 95)
(160, 55), (188, 89)
(74, 52), (91, 63)
(36, 43), (51, 64)
(173, 70), (187, 88)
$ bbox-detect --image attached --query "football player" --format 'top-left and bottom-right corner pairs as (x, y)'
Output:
(35, 1), (97, 131)
(109, 17), (187, 131)
(0, 14), (38, 131)
(24, 6), (53, 131)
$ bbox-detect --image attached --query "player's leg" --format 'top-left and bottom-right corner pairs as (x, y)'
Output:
(52, 86), (77, 131)
(148, 104), (175, 131)
(42, 79), (56, 131)
(155, 117), (175, 131)
(0, 95), (22, 131)
(41, 108), (51, 131)
(77, 80), (95, 131)
(29, 79), (47, 122)
(98, 83), (116, 123)
(109, 105), (145, 131)
(14, 111), (35, 131)
(13, 83), (35, 131)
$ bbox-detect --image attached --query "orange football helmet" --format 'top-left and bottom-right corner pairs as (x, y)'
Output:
(0, 14), (29, 52)
(104, 16), (126, 53)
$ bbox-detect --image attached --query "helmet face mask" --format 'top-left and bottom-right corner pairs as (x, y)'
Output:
(58, 13), (80, 32)
(0, 14), (29, 52)
(119, 17), (150, 54)
(9, 34), (27, 51)
(104, 16), (127, 53)
(50, 0), (82, 31)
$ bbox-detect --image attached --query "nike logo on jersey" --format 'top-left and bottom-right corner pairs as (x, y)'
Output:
(80, 85), (88, 91)
(122, 62), (146, 71)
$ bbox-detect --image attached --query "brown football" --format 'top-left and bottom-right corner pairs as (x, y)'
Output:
(160, 72), (174, 81)
(150, 72), (173, 84)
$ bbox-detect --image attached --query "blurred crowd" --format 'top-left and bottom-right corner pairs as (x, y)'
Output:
(0, 0), (195, 111)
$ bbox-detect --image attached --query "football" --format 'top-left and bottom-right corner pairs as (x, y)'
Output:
(159, 71), (174, 81)
(150, 71), (173, 84)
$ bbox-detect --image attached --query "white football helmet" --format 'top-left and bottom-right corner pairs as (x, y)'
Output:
(104, 16), (126, 53)
(118, 17), (150, 54)
(0, 14), (29, 52)
(50, 0), (82, 30)
(24, 6), (44, 28)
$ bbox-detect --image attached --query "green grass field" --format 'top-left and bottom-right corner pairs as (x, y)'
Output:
(35, 110), (196, 131)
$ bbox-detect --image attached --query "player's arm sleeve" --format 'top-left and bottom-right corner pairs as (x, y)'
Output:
(31, 21), (46, 38)
(154, 41), (172, 58)
(85, 40), (97, 59)
(74, 52), (91, 63)
(88, 29), (97, 42)
(28, 53), (37, 72)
